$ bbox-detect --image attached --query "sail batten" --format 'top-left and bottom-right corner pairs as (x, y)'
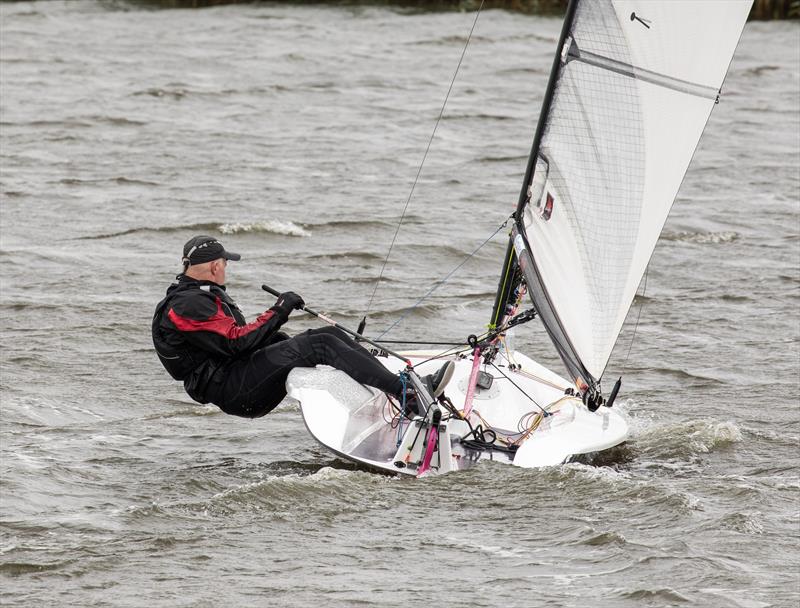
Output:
(500, 0), (752, 392)
(567, 44), (720, 100)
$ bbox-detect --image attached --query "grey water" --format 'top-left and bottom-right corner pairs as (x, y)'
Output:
(1, 2), (798, 606)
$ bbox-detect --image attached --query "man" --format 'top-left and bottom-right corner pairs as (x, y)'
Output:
(152, 235), (454, 418)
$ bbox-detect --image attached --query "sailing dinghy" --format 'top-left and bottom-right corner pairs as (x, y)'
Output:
(286, 0), (753, 476)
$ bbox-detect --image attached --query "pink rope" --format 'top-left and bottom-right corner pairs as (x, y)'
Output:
(416, 425), (439, 476)
(462, 346), (482, 418)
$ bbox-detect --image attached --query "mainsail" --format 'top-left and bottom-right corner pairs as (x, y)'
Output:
(495, 0), (752, 398)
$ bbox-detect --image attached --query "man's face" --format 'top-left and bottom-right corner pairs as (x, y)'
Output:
(210, 258), (227, 285)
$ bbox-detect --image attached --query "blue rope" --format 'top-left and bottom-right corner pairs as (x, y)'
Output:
(376, 218), (510, 340)
(396, 371), (408, 447)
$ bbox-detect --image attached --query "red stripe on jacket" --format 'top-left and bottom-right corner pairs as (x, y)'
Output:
(168, 297), (276, 340)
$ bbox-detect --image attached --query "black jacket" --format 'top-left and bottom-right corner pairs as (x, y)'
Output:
(152, 276), (287, 402)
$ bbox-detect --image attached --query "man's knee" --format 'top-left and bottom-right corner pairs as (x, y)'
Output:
(299, 329), (350, 365)
(304, 326), (353, 349)
(307, 326), (350, 342)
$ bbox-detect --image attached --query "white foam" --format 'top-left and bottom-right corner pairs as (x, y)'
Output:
(218, 220), (310, 237)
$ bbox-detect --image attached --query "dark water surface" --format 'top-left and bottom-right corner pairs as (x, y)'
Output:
(1, 2), (798, 606)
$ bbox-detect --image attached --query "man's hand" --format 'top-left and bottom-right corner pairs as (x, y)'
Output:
(272, 291), (305, 317)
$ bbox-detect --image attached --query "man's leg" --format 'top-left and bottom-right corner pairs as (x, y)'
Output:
(283, 327), (454, 407)
(291, 326), (403, 394)
(206, 326), (403, 418)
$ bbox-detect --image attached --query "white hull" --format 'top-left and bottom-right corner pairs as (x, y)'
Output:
(287, 350), (628, 476)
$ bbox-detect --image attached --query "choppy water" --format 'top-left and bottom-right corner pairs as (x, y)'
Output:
(1, 2), (798, 607)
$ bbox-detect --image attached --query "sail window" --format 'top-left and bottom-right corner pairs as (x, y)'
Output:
(528, 154), (549, 209)
(540, 192), (554, 221)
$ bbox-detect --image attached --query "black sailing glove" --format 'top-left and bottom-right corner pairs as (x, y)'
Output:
(271, 291), (305, 318)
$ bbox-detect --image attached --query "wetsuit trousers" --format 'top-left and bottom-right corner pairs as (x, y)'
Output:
(204, 326), (403, 418)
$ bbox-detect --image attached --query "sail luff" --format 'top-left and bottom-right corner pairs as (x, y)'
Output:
(489, 0), (581, 341)
(514, 0), (580, 220)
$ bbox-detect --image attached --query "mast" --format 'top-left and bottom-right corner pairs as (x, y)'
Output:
(488, 239), (516, 329)
(490, 0), (601, 402)
(490, 0), (580, 330)
(514, 0), (580, 221)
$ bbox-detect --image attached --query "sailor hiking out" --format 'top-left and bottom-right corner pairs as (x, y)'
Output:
(152, 235), (454, 418)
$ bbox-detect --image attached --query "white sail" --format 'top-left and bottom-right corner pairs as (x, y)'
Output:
(518, 0), (752, 381)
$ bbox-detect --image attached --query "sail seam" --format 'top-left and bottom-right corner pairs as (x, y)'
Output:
(568, 44), (719, 100)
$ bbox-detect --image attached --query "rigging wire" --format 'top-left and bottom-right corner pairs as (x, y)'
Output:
(364, 0), (486, 318)
(488, 362), (549, 416)
(371, 339), (465, 346)
(621, 266), (649, 374)
(375, 216), (509, 340)
(414, 343), (475, 367)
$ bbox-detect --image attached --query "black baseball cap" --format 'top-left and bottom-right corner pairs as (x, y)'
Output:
(182, 235), (241, 266)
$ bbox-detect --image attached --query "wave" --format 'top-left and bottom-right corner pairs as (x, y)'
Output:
(132, 87), (189, 100)
(0, 560), (77, 576)
(646, 367), (723, 385)
(719, 511), (765, 535)
(218, 220), (310, 237)
(77, 220), (310, 240)
(0, 119), (91, 128)
(743, 65), (780, 76)
(304, 218), (392, 230)
(153, 466), (390, 519)
(132, 85), (290, 99)
(580, 530), (627, 546)
(636, 419), (743, 461)
(410, 34), (492, 47)
(619, 589), (691, 603)
(76, 223), (222, 240)
(320, 275), (400, 285)
(86, 115), (147, 127)
(661, 230), (739, 244)
(475, 154), (528, 164)
(4, 302), (62, 311)
(305, 250), (384, 263)
(4, 116), (148, 128)
(441, 112), (515, 122)
(57, 176), (160, 187)
(141, 404), (220, 420)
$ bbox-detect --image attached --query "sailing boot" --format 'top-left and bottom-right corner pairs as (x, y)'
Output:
(421, 360), (455, 398)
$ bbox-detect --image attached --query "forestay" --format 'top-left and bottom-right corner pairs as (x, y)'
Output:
(512, 0), (752, 390)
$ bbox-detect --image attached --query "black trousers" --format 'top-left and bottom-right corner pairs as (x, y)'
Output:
(204, 326), (402, 418)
